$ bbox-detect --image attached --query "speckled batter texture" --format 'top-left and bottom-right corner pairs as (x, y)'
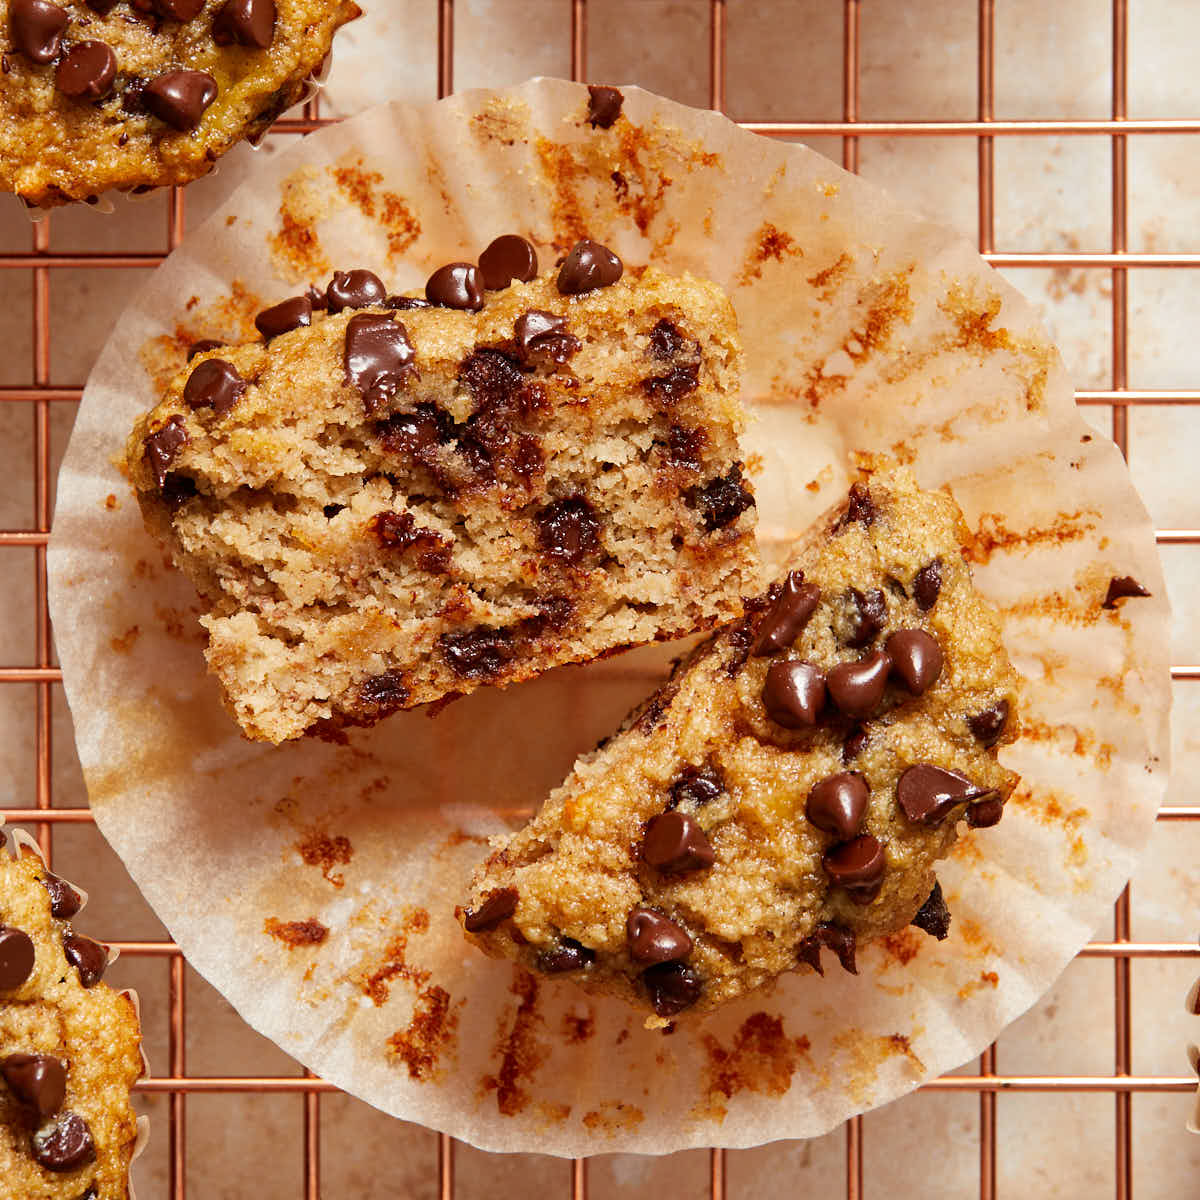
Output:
(1, 0), (359, 208)
(125, 264), (759, 743)
(461, 469), (1021, 1025)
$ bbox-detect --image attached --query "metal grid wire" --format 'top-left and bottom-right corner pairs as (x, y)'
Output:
(1, 1), (1198, 1196)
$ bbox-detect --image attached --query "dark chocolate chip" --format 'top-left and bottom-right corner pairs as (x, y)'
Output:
(897, 764), (993, 826)
(844, 587), (887, 648)
(534, 496), (601, 565)
(536, 937), (594, 973)
(826, 649), (892, 718)
(806, 772), (870, 840)
(762, 660), (826, 729)
(910, 880), (952, 941)
(63, 932), (107, 988)
(967, 699), (1010, 747)
(0, 926), (35, 990)
(370, 510), (451, 573)
(966, 796), (1004, 828)
(84, 0), (118, 11)
(797, 922), (857, 976)
(642, 961), (702, 1017)
(458, 347), (526, 414)
(822, 834), (885, 902)
(2, 1053), (66, 1119)
(626, 908), (692, 964)
(161, 473), (197, 508)
(834, 482), (876, 530)
(1103, 575), (1151, 609)
(648, 319), (687, 362)
(425, 263), (484, 311)
(842, 725), (869, 764)
(143, 416), (189, 489)
(667, 765), (724, 809)
(913, 558), (943, 610)
(586, 84), (624, 128)
(327, 269), (386, 313)
(439, 625), (513, 679)
(212, 0), (276, 48)
(752, 570), (821, 656)
(377, 403), (452, 455)
(55, 40), (116, 100)
(462, 888), (518, 932)
(357, 669), (408, 718)
(884, 629), (944, 695)
(666, 424), (706, 471)
(10, 0), (68, 64)
(642, 812), (715, 874)
(556, 239), (622, 295)
(255, 295), (311, 340)
(41, 872), (82, 920)
(31, 1111), (95, 1173)
(183, 358), (245, 417)
(642, 363), (699, 406)
(151, 0), (204, 18)
(479, 235), (538, 290)
(343, 313), (415, 413)
(186, 338), (224, 361)
(688, 463), (755, 531)
(384, 294), (432, 311)
(513, 309), (579, 363)
(143, 69), (217, 131)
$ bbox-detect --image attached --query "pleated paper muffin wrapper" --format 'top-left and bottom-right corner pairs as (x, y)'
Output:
(47, 79), (1169, 1156)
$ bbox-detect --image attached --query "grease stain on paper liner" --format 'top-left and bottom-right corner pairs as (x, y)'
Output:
(480, 968), (548, 1117)
(387, 985), (460, 1083)
(696, 1012), (814, 1122)
(264, 916), (329, 948)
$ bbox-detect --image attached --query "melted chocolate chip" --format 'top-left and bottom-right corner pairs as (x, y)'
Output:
(357, 669), (408, 718)
(642, 812), (715, 874)
(536, 937), (594, 973)
(84, 0), (118, 11)
(327, 269), (386, 313)
(31, 1111), (95, 1172)
(0, 926), (35, 990)
(752, 570), (821, 656)
(479, 235), (538, 290)
(425, 263), (484, 311)
(378, 403), (453, 455)
(183, 358), (245, 416)
(212, 0), (275, 48)
(666, 424), (706, 471)
(967, 699), (1010, 747)
(55, 40), (116, 100)
(822, 834), (885, 902)
(151, 0), (204, 18)
(143, 415), (189, 489)
(826, 649), (892, 719)
(648, 319), (690, 362)
(161, 473), (197, 508)
(186, 338), (223, 361)
(458, 348), (526, 413)
(642, 961), (702, 1017)
(2, 1053), (66, 1119)
(797, 922), (857, 976)
(143, 69), (217, 131)
(667, 765), (724, 809)
(513, 310), (579, 364)
(885, 629), (943, 695)
(626, 908), (692, 964)
(642, 362), (699, 406)
(897, 764), (993, 826)
(535, 496), (601, 565)
(913, 558), (943, 610)
(41, 872), (82, 920)
(966, 796), (1004, 828)
(1103, 575), (1151, 609)
(63, 932), (106, 988)
(255, 295), (311, 340)
(688, 463), (755, 531)
(10, 0), (68, 64)
(556, 239), (623, 295)
(343, 314), (415, 413)
(842, 725), (869, 764)
(370, 510), (451, 574)
(806, 772), (870, 840)
(439, 626), (513, 679)
(843, 587), (887, 648)
(910, 880), (951, 940)
(586, 84), (624, 128)
(462, 888), (518, 932)
(834, 482), (876, 530)
(762, 660), (826, 728)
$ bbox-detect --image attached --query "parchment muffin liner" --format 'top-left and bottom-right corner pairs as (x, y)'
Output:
(47, 79), (1169, 1156)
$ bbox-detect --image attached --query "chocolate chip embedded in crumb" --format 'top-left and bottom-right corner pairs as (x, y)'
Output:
(797, 922), (857, 976)
(55, 41), (117, 100)
(212, 0), (276, 48)
(752, 570), (821, 656)
(822, 834), (886, 903)
(63, 932), (107, 988)
(967, 699), (1010, 747)
(31, 1111), (95, 1173)
(369, 510), (452, 574)
(426, 263), (484, 311)
(688, 463), (755, 532)
(513, 310), (580, 364)
(41, 871), (82, 920)
(556, 239), (623, 295)
(913, 558), (943, 610)
(642, 812), (715, 874)
(966, 796), (1004, 828)
(2, 1054), (67, 1119)
(910, 880), (952, 941)
(762, 660), (827, 729)
(183, 358), (246, 417)
(667, 765), (724, 809)
(326, 269), (387, 313)
(10, 0), (68, 64)
(344, 313), (415, 413)
(462, 887), (518, 932)
(255, 294), (312, 340)
(378, 403), (453, 455)
(479, 235), (538, 290)
(439, 625), (514, 680)
(186, 338), (224, 361)
(833, 482), (876, 531)
(826, 649), (892, 719)
(666, 424), (707, 472)
(535, 496), (601, 565)
(357, 669), (409, 719)
(0, 925), (35, 990)
(884, 629), (944, 695)
(806, 772), (870, 841)
(626, 908), (692, 965)
(843, 587), (887, 648)
(897, 764), (993, 826)
(842, 724), (869, 764)
(642, 362), (699, 407)
(143, 69), (218, 131)
(586, 84), (624, 128)
(1103, 575), (1151, 609)
(648, 318), (687, 362)
(536, 937), (594, 973)
(143, 415), (189, 489)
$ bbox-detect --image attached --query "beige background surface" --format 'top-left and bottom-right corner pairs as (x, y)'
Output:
(1, 0), (1197, 1195)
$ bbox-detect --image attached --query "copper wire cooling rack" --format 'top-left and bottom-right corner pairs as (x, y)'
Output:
(2, 0), (1198, 1196)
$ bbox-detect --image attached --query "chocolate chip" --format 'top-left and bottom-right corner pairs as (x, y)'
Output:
(762, 660), (826, 728)
(667, 765), (724, 809)
(967, 699), (1010, 747)
(143, 416), (188, 489)
(439, 625), (513, 679)
(0, 926), (35, 990)
(826, 649), (892, 719)
(642, 812), (715, 874)
(688, 463), (755, 531)
(370, 510), (452, 573)
(752, 571), (821, 656)
(41, 872), (82, 920)
(884, 629), (943, 695)
(357, 670), (409, 718)
(797, 922), (857, 976)
(966, 796), (1004, 828)
(556, 239), (623, 295)
(31, 1111), (95, 1173)
(536, 937), (594, 973)
(161, 473), (197, 508)
(343, 314), (415, 413)
(183, 358), (245, 417)
(834, 482), (876, 530)
(425, 263), (484, 311)
(1103, 575), (1151, 609)
(806, 772), (869, 840)
(910, 880), (951, 940)
(212, 0), (275, 48)
(2, 1054), (66, 1119)
(458, 348), (526, 416)
(378, 403), (452, 455)
(897, 764), (993, 826)
(10, 0), (68, 64)
(186, 338), (224, 361)
(143, 69), (217, 131)
(55, 40), (116, 100)
(84, 0), (118, 10)
(255, 295), (312, 340)
(586, 84), (623, 128)
(513, 310), (579, 364)
(649, 319), (687, 362)
(642, 363), (699, 407)
(913, 558), (943, 610)
(462, 888), (518, 932)
(822, 834), (885, 902)
(384, 294), (432, 311)
(327, 269), (386, 313)
(642, 961), (702, 1017)
(843, 587), (887, 648)
(63, 932), (107, 988)
(535, 496), (601, 565)
(626, 908), (692, 964)
(151, 0), (204, 17)
(479, 235), (538, 290)
(666, 424), (706, 471)
(842, 725), (869, 764)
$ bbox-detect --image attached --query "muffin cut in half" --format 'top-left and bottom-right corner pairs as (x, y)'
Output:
(459, 468), (1021, 1025)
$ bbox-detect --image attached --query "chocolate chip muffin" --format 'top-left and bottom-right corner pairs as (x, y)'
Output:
(0, 833), (144, 1197)
(459, 468), (1021, 1025)
(1, 0), (359, 208)
(125, 238), (759, 743)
